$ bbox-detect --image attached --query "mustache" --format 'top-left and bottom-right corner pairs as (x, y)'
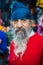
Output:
(15, 27), (26, 34)
(14, 27), (27, 39)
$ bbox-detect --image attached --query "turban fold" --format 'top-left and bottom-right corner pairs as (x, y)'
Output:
(10, 1), (33, 21)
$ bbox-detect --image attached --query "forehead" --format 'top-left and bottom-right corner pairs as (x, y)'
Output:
(11, 19), (31, 22)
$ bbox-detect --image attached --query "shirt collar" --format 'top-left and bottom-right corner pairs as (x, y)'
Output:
(29, 30), (35, 38)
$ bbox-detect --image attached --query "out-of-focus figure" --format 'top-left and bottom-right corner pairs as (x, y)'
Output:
(37, 11), (43, 35)
(0, 30), (8, 65)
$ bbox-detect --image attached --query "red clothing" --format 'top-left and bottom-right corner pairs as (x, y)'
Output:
(8, 33), (43, 65)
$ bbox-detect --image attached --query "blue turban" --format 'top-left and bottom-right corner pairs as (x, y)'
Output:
(10, 1), (33, 20)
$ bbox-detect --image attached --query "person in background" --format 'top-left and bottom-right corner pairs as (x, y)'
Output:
(8, 1), (43, 65)
(0, 30), (8, 65)
(27, 0), (37, 32)
(0, 18), (6, 32)
(6, 26), (14, 46)
(36, 0), (43, 8)
(37, 11), (43, 35)
(0, 18), (3, 30)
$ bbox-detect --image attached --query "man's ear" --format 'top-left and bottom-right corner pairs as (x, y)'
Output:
(29, 20), (33, 27)
(31, 20), (36, 27)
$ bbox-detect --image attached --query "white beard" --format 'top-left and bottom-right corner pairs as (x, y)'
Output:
(13, 33), (27, 58)
(11, 27), (32, 58)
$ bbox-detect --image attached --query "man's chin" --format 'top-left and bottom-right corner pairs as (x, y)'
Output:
(17, 34), (27, 40)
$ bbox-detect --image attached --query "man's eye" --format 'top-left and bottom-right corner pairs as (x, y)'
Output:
(14, 20), (18, 23)
(23, 20), (26, 23)
(14, 19), (18, 22)
(23, 19), (26, 21)
(20, 19), (26, 21)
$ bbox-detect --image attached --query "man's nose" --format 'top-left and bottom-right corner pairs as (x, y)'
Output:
(17, 20), (22, 28)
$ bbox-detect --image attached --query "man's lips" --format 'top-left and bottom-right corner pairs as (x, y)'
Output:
(17, 30), (23, 33)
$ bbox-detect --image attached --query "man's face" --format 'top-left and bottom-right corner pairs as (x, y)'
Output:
(11, 19), (31, 40)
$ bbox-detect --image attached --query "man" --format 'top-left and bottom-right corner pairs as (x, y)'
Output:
(8, 1), (43, 65)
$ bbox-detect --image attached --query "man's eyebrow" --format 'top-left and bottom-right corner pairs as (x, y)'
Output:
(14, 20), (18, 21)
